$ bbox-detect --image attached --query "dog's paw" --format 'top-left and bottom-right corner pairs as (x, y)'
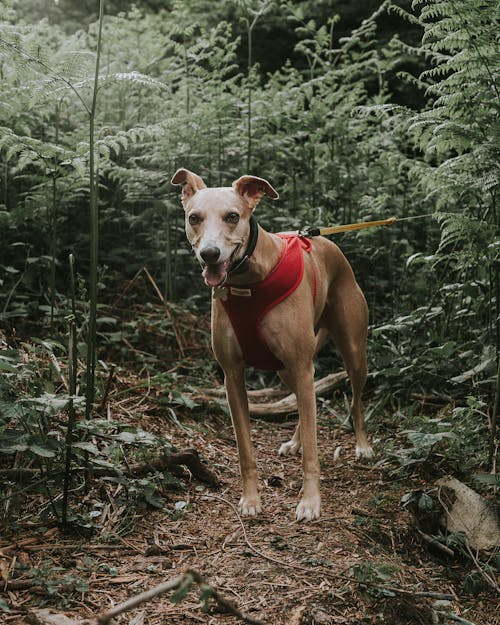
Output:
(355, 444), (374, 459)
(278, 439), (301, 456)
(239, 495), (262, 517)
(295, 496), (321, 522)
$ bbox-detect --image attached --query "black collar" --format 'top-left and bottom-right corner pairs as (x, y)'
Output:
(228, 215), (258, 276)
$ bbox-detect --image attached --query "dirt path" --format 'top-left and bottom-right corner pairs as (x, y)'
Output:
(2, 417), (498, 625)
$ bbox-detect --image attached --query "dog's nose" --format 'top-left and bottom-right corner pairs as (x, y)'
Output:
(200, 246), (221, 264)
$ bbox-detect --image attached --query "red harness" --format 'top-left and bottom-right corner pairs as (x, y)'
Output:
(219, 234), (316, 371)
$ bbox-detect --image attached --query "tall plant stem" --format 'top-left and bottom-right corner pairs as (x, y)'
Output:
(85, 0), (105, 419)
(489, 260), (500, 469)
(3, 155), (8, 208)
(164, 206), (172, 301)
(183, 41), (190, 115)
(62, 254), (78, 526)
(245, 1), (270, 172)
(246, 24), (253, 172)
(49, 174), (57, 331)
(489, 351), (499, 470)
(49, 101), (61, 333)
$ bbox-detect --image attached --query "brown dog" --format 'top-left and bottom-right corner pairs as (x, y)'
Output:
(171, 169), (372, 521)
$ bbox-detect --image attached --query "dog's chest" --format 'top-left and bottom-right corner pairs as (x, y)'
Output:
(216, 235), (314, 371)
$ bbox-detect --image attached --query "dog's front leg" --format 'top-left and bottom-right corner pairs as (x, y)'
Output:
(224, 366), (261, 516)
(291, 364), (321, 521)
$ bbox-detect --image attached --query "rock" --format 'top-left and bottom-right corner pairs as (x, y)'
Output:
(435, 476), (499, 551)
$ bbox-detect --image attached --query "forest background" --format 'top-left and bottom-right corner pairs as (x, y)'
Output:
(0, 0), (498, 614)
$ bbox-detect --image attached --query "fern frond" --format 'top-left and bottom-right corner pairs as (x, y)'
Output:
(354, 103), (408, 118)
(54, 50), (95, 81)
(397, 73), (430, 96)
(102, 71), (167, 90)
(0, 127), (68, 163)
(386, 2), (422, 25)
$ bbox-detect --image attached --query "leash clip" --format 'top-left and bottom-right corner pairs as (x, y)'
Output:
(299, 226), (321, 238)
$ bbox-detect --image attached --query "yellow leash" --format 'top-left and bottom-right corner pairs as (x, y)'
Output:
(300, 214), (433, 238)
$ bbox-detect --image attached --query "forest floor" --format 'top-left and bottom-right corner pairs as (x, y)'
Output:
(2, 399), (498, 625)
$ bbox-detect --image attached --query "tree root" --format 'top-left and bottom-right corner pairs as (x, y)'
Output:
(200, 371), (348, 417)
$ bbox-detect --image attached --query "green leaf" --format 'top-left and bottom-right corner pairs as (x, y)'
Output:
(451, 356), (495, 383)
(404, 430), (456, 448)
(0, 599), (11, 613)
(472, 473), (500, 487)
(418, 492), (434, 513)
(0, 360), (18, 372)
(170, 573), (194, 604)
(0, 431), (29, 453)
(72, 441), (101, 455)
(29, 443), (56, 458)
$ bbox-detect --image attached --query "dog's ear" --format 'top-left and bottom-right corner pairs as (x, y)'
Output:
(232, 175), (279, 210)
(171, 168), (206, 206)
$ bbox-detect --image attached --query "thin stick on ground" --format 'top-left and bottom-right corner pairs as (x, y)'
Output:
(96, 568), (267, 625)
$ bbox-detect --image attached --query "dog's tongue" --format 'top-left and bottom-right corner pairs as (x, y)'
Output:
(203, 262), (229, 287)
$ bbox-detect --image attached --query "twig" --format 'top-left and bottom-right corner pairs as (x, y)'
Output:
(0, 542), (129, 555)
(465, 542), (500, 593)
(488, 354), (499, 469)
(98, 365), (115, 413)
(96, 568), (267, 625)
(142, 266), (185, 356)
(248, 371), (347, 416)
(415, 527), (455, 558)
(188, 569), (266, 625)
(48, 350), (68, 391)
(202, 493), (308, 570)
(437, 612), (478, 625)
(97, 574), (184, 623)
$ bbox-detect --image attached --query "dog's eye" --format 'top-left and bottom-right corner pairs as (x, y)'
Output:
(224, 212), (240, 224)
(188, 213), (201, 226)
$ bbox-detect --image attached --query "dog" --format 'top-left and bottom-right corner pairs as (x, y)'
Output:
(171, 168), (372, 521)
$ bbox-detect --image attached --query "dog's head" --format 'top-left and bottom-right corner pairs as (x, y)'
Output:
(171, 168), (278, 287)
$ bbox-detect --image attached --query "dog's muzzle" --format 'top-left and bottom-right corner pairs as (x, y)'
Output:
(200, 243), (242, 287)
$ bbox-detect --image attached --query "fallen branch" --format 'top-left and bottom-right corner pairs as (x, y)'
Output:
(97, 568), (266, 625)
(127, 448), (219, 487)
(247, 371), (348, 416)
(437, 613), (477, 625)
(415, 527), (455, 558)
(96, 573), (184, 623)
(0, 449), (219, 488)
(202, 371), (348, 414)
(203, 385), (288, 400)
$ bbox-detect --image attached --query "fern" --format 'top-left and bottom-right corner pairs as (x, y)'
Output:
(0, 127), (68, 165)
(101, 71), (167, 90)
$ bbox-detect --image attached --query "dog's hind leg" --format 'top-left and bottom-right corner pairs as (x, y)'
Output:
(278, 424), (301, 456)
(324, 285), (373, 458)
(343, 341), (372, 458)
(277, 369), (301, 456)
